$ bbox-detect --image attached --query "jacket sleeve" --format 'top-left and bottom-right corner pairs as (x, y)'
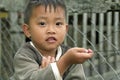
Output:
(63, 64), (86, 80)
(12, 51), (56, 80)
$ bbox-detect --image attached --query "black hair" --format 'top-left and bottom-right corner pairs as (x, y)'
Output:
(24, 0), (67, 24)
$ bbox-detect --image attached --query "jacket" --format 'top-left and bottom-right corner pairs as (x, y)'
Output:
(10, 42), (86, 80)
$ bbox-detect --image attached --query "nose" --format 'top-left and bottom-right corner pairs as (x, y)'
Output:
(47, 26), (56, 34)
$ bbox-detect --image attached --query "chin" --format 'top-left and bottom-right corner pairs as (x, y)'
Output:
(46, 45), (58, 50)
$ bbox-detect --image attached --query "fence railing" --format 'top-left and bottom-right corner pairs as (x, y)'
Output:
(65, 10), (120, 80)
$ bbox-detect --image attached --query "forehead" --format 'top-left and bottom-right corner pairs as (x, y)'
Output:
(31, 5), (65, 18)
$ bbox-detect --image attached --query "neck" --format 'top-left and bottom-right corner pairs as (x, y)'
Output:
(38, 49), (57, 57)
(30, 41), (57, 57)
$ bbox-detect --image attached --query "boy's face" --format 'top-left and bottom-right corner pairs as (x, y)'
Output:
(23, 5), (68, 51)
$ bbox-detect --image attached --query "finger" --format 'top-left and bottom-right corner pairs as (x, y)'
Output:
(80, 52), (94, 59)
(75, 48), (89, 53)
(50, 57), (55, 63)
(41, 57), (47, 68)
(76, 48), (93, 53)
(47, 56), (51, 63)
(88, 49), (93, 53)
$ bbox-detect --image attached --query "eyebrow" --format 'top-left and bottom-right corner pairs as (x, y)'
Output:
(36, 16), (47, 20)
(55, 17), (65, 20)
(35, 16), (47, 22)
(36, 16), (65, 20)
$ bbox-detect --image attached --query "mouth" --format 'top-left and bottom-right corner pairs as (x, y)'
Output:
(46, 37), (57, 43)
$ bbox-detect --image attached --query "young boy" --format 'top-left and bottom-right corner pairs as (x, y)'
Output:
(11, 0), (93, 80)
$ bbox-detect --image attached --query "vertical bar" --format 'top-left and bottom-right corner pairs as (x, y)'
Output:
(91, 13), (96, 46)
(113, 10), (119, 69)
(9, 11), (18, 31)
(64, 12), (69, 45)
(73, 13), (78, 47)
(99, 13), (104, 51)
(99, 13), (106, 73)
(82, 13), (90, 76)
(82, 13), (88, 48)
(0, 19), (1, 76)
(113, 0), (119, 69)
(107, 12), (112, 51)
(114, 0), (119, 49)
(107, 12), (112, 71)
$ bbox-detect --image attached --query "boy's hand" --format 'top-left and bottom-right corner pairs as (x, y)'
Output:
(63, 47), (93, 64)
(57, 47), (93, 76)
(41, 56), (55, 68)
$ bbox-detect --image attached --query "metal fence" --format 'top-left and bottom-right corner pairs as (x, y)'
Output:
(0, 11), (25, 80)
(0, 0), (120, 80)
(65, 11), (120, 80)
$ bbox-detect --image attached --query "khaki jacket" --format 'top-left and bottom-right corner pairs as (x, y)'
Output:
(10, 42), (86, 80)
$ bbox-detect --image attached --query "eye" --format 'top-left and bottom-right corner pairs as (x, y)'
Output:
(38, 22), (46, 26)
(56, 22), (63, 26)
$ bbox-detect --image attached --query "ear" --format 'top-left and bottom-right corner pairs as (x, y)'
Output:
(22, 24), (31, 38)
(65, 24), (69, 33)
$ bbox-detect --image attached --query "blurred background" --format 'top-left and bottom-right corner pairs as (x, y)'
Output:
(0, 0), (120, 80)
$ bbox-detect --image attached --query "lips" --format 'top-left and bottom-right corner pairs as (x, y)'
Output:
(46, 37), (57, 43)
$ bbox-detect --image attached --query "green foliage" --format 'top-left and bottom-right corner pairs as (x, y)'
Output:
(0, 0), (27, 11)
(0, 0), (120, 12)
(65, 0), (120, 13)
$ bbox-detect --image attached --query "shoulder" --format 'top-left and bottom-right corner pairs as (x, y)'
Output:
(14, 42), (36, 60)
(14, 43), (31, 60)
(15, 42), (33, 56)
(14, 42), (42, 65)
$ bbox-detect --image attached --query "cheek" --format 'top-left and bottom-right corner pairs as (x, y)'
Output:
(58, 30), (67, 39)
(30, 30), (45, 39)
